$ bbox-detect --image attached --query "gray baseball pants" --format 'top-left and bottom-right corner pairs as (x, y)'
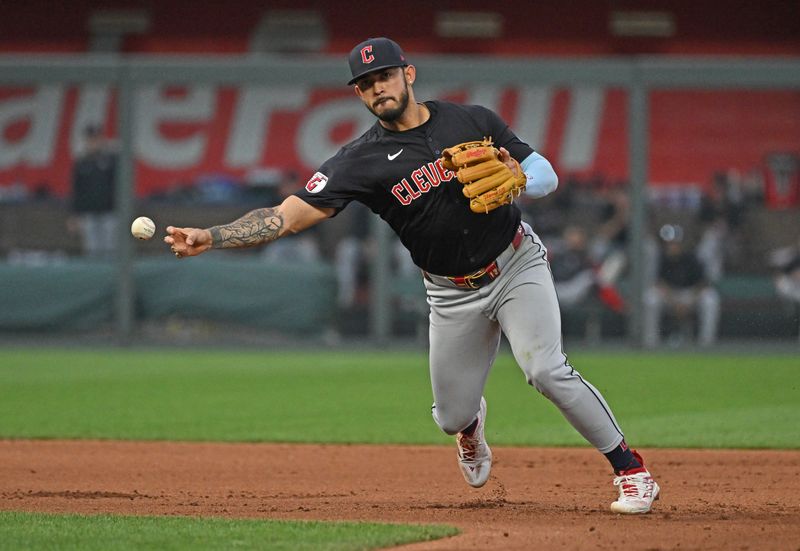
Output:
(425, 222), (625, 454)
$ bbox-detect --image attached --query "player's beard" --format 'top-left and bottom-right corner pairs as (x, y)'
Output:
(369, 82), (410, 123)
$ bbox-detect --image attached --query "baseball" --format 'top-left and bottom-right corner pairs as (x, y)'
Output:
(131, 216), (156, 240)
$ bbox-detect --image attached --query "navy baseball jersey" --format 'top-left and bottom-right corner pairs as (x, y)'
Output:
(294, 100), (534, 275)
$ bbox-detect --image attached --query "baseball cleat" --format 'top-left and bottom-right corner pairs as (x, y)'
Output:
(456, 396), (492, 488)
(610, 451), (660, 514)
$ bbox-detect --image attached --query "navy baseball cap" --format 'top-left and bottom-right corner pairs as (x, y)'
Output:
(347, 37), (408, 85)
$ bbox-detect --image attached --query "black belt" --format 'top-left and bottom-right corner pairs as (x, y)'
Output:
(423, 225), (525, 290)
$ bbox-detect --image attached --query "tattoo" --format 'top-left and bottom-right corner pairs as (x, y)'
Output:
(209, 208), (283, 249)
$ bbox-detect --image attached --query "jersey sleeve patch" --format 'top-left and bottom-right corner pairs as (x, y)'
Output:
(305, 172), (329, 193)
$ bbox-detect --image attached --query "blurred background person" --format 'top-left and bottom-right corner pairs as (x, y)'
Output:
(333, 201), (416, 312)
(590, 188), (630, 289)
(550, 225), (595, 309)
(589, 187), (630, 314)
(695, 170), (748, 284)
(334, 201), (372, 311)
(67, 124), (117, 259)
(769, 236), (800, 335)
(643, 225), (721, 347)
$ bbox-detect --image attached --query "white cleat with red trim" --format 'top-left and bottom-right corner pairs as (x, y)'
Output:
(610, 451), (660, 514)
(456, 397), (492, 488)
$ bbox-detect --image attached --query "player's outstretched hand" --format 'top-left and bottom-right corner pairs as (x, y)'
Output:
(164, 226), (213, 258)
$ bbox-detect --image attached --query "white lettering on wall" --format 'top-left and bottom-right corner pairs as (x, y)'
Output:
(226, 86), (309, 167)
(134, 85), (214, 168)
(296, 98), (374, 167)
(515, 87), (553, 152)
(466, 86), (503, 113)
(0, 84), (609, 178)
(0, 86), (63, 168)
(560, 87), (604, 170)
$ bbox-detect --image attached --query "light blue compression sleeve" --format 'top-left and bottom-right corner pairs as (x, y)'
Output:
(520, 151), (558, 198)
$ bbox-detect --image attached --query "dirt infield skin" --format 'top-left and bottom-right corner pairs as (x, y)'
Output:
(1, 441), (799, 550)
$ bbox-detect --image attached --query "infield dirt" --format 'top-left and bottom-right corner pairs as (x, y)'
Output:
(1, 440), (798, 550)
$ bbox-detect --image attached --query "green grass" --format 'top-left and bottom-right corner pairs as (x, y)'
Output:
(1, 348), (797, 550)
(0, 348), (797, 448)
(0, 511), (458, 551)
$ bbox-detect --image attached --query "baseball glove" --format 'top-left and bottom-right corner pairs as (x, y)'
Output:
(441, 138), (527, 213)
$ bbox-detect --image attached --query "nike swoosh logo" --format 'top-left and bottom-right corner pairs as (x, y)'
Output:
(387, 149), (403, 161)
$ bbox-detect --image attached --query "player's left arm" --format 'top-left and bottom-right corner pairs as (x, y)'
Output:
(495, 147), (558, 199)
(519, 151), (558, 198)
(480, 106), (558, 199)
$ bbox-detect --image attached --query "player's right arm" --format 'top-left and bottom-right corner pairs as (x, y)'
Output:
(164, 195), (334, 258)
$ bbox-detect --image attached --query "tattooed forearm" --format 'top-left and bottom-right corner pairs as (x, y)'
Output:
(209, 208), (284, 249)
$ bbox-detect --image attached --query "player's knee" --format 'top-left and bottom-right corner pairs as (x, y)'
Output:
(516, 347), (563, 393)
(519, 356), (550, 391)
(523, 359), (574, 404)
(432, 404), (474, 435)
(526, 368), (556, 398)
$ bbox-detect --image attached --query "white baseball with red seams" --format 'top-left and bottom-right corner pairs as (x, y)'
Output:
(130, 216), (156, 240)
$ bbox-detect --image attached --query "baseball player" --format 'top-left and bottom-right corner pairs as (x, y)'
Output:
(165, 37), (660, 514)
